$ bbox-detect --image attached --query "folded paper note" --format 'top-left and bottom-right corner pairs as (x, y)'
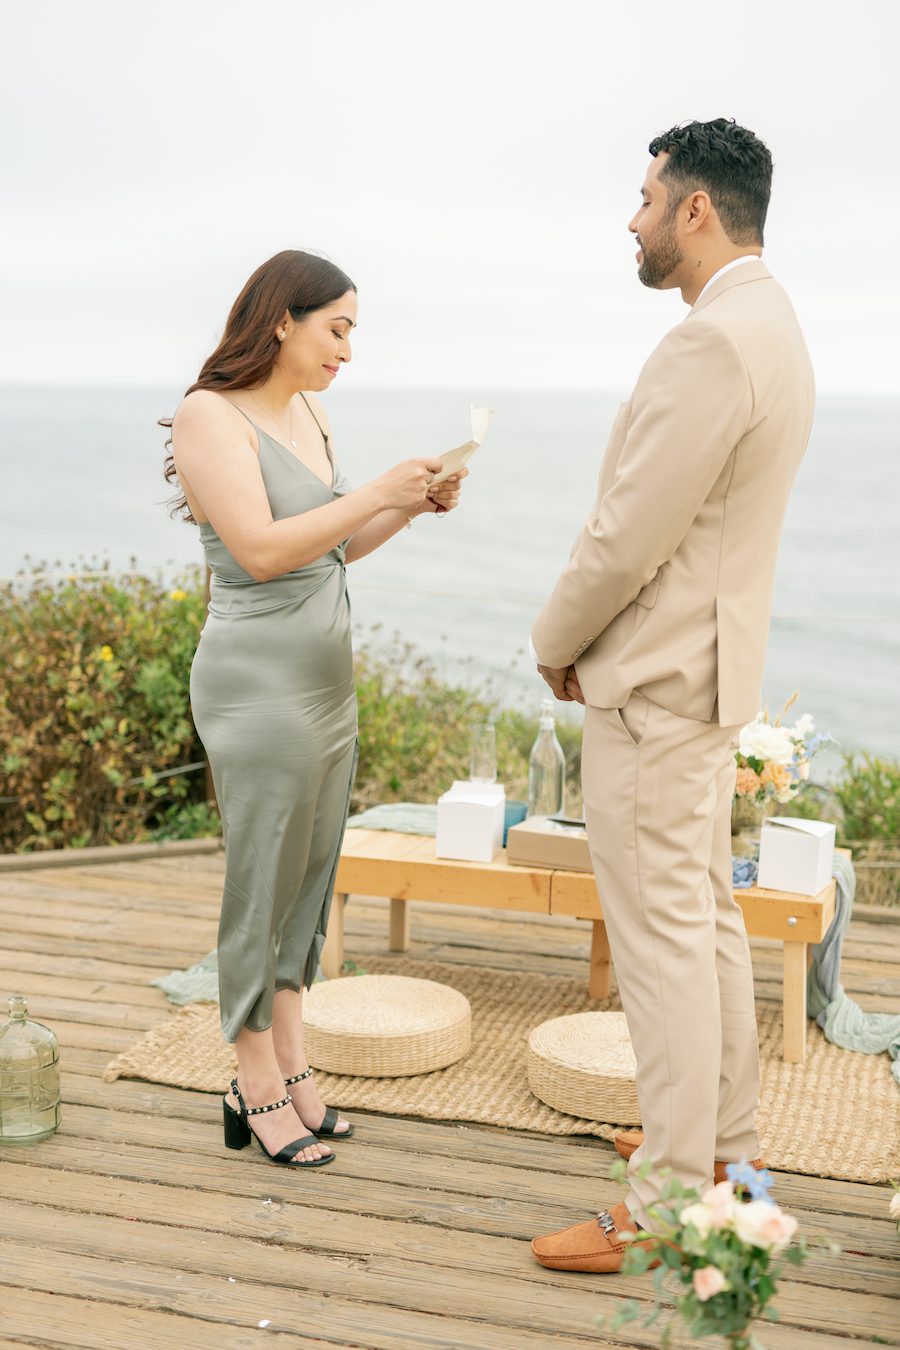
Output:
(430, 405), (493, 486)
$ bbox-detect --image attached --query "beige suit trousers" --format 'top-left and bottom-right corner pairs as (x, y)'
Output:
(582, 691), (760, 1226)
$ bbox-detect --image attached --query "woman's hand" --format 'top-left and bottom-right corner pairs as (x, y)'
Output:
(373, 458), (445, 513)
(420, 466), (469, 516)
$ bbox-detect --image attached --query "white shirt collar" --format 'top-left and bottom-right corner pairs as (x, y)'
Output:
(693, 255), (761, 306)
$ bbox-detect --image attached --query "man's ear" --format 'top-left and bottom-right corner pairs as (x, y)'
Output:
(684, 191), (712, 232)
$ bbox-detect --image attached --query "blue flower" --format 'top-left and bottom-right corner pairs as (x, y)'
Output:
(805, 731), (833, 756)
(732, 859), (758, 889)
(726, 1161), (775, 1202)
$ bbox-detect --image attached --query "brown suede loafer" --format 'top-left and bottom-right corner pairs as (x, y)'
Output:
(613, 1130), (765, 1184)
(531, 1201), (657, 1273)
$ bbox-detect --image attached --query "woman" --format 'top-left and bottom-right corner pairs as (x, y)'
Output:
(166, 250), (465, 1167)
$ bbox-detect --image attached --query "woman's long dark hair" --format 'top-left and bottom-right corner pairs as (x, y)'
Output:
(162, 250), (355, 521)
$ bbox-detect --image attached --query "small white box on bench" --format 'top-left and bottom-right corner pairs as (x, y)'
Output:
(436, 781), (505, 862)
(757, 817), (835, 896)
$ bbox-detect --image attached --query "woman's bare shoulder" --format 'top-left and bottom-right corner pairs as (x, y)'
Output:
(173, 388), (244, 434)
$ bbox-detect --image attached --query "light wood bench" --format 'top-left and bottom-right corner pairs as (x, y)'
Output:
(325, 828), (838, 1063)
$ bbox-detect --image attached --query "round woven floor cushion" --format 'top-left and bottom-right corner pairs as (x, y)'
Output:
(527, 1011), (641, 1124)
(305, 974), (471, 1077)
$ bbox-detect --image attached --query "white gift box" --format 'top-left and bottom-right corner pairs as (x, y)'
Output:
(436, 780), (505, 863)
(757, 817), (836, 895)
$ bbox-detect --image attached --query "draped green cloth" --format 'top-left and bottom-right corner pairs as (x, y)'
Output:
(153, 950), (219, 1005)
(346, 803), (439, 834)
(807, 853), (900, 1085)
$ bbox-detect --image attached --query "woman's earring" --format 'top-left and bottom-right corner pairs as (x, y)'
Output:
(278, 331), (286, 341)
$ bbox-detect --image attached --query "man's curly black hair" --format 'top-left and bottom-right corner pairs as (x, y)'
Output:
(648, 119), (773, 246)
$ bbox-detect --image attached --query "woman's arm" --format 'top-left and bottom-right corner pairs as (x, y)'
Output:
(345, 471), (467, 563)
(172, 391), (440, 581)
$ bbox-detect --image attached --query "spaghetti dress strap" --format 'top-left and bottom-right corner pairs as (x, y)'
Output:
(298, 392), (329, 444)
(219, 397), (257, 429)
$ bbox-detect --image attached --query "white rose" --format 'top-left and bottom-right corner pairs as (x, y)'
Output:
(733, 1200), (798, 1252)
(739, 722), (794, 766)
(738, 720), (763, 757)
(792, 714), (815, 740)
(701, 1180), (738, 1230)
(681, 1203), (713, 1238)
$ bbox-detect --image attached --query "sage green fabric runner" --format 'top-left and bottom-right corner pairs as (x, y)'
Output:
(807, 852), (900, 1085)
(346, 803), (439, 834)
(153, 951), (220, 1005)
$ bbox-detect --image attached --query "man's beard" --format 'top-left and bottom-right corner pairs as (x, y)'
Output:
(637, 207), (683, 288)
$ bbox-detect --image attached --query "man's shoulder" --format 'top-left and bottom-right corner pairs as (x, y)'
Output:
(685, 271), (806, 363)
(631, 274), (812, 421)
(640, 309), (745, 378)
(693, 268), (797, 329)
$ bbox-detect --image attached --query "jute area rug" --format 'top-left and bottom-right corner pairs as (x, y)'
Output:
(104, 956), (899, 1183)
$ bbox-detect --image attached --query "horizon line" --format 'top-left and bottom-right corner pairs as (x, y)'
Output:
(1, 380), (898, 400)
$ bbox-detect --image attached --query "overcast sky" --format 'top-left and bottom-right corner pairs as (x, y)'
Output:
(3, 0), (897, 393)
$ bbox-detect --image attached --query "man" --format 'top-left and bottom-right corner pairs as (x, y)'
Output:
(530, 119), (814, 1274)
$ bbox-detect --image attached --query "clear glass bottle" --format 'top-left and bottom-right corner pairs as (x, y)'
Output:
(527, 699), (566, 818)
(469, 721), (497, 783)
(0, 995), (61, 1144)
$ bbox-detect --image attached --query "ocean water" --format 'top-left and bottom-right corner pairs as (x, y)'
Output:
(1, 385), (898, 764)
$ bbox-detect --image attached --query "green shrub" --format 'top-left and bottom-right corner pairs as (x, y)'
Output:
(833, 753), (900, 842)
(831, 755), (900, 906)
(21, 568), (895, 894)
(352, 629), (582, 812)
(1, 565), (207, 850)
(0, 571), (583, 852)
(779, 756), (900, 906)
(151, 799), (221, 842)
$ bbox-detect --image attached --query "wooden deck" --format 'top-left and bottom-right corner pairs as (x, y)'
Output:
(0, 846), (898, 1349)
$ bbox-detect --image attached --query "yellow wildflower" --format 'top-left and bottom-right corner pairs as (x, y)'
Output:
(170, 587), (187, 601)
(99, 645), (114, 662)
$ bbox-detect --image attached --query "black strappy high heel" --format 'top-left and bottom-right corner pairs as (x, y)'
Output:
(223, 1078), (335, 1166)
(284, 1067), (355, 1139)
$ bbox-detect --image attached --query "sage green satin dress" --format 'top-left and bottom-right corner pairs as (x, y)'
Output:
(190, 409), (358, 1043)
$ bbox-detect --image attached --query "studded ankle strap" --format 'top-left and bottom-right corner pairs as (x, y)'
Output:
(230, 1078), (292, 1117)
(245, 1093), (291, 1116)
(284, 1067), (314, 1086)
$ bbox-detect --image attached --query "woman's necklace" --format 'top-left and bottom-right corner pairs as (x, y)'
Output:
(249, 392), (297, 448)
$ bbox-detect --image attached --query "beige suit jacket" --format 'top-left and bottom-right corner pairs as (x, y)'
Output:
(531, 261), (815, 727)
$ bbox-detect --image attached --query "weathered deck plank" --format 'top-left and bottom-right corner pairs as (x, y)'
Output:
(1, 851), (898, 1349)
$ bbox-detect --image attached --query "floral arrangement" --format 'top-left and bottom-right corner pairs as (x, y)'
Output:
(735, 694), (831, 806)
(605, 1160), (811, 1350)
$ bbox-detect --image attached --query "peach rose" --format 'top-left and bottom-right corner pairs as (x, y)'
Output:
(692, 1265), (727, 1302)
(733, 1200), (799, 1252)
(735, 766), (762, 797)
(760, 762), (791, 796)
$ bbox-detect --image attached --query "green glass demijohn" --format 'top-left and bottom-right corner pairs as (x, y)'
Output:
(0, 995), (61, 1144)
